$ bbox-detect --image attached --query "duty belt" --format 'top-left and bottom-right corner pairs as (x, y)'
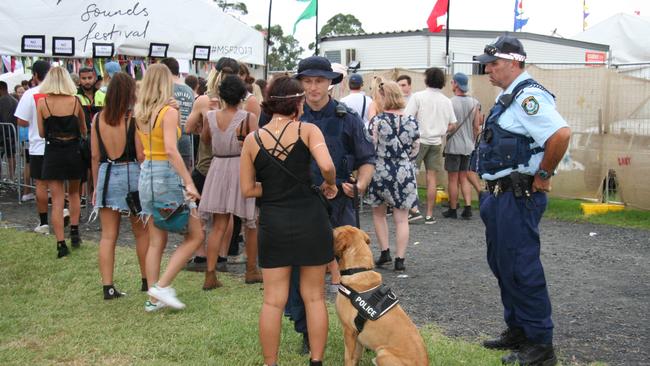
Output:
(487, 172), (534, 198)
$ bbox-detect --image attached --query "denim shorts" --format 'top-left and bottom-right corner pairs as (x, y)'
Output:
(94, 162), (140, 214)
(139, 160), (195, 219)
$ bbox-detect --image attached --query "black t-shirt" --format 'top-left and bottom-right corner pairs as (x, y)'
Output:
(0, 94), (18, 126)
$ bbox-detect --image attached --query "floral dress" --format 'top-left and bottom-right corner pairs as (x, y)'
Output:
(367, 112), (420, 209)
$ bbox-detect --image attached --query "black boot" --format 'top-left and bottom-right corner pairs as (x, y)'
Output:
(483, 327), (526, 350)
(103, 285), (126, 300)
(501, 343), (557, 366)
(300, 332), (310, 355)
(70, 225), (82, 248)
(141, 278), (148, 292)
(461, 205), (472, 219)
(57, 241), (69, 258)
(442, 208), (457, 218)
(309, 360), (323, 366)
(394, 257), (405, 272)
(375, 249), (392, 266)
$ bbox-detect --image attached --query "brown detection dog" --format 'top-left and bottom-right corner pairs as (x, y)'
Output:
(333, 225), (429, 366)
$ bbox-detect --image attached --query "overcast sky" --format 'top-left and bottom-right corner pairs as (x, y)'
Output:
(235, 0), (648, 52)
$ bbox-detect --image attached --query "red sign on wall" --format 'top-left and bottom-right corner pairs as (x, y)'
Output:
(585, 51), (606, 63)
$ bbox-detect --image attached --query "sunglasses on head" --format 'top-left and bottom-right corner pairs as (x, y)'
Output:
(483, 44), (526, 62)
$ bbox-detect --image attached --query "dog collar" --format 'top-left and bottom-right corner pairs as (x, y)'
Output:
(340, 267), (372, 276)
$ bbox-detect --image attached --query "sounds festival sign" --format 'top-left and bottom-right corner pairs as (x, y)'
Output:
(0, 0), (264, 64)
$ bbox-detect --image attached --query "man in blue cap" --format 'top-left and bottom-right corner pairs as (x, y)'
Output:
(474, 35), (570, 366)
(340, 73), (372, 128)
(286, 55), (376, 353)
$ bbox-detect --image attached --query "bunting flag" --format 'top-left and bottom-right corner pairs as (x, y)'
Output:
(514, 0), (529, 32)
(292, 0), (317, 35)
(583, 0), (590, 31)
(427, 0), (448, 33)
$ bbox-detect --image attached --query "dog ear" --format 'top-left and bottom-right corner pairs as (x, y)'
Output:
(363, 230), (371, 246)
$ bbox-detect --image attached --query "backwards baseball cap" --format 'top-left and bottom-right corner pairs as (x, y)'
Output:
(294, 56), (343, 85)
(104, 61), (121, 77)
(475, 35), (527, 64)
(348, 73), (363, 88)
(452, 72), (469, 93)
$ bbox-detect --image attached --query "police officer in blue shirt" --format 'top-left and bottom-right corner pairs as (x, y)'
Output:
(283, 56), (376, 354)
(474, 35), (571, 366)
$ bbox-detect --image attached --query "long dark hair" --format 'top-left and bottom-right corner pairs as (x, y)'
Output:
(104, 72), (135, 126)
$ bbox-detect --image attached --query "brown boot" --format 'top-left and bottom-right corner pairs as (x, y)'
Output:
(244, 228), (263, 284)
(202, 270), (222, 291)
(245, 268), (263, 284)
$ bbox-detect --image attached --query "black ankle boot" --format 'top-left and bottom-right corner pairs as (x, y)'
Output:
(501, 342), (557, 366)
(103, 285), (126, 300)
(483, 327), (526, 350)
(394, 257), (405, 271)
(57, 241), (69, 258)
(70, 226), (81, 248)
(375, 249), (392, 266)
(309, 360), (323, 366)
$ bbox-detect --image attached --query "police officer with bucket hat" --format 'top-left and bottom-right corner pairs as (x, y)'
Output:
(473, 35), (571, 366)
(282, 56), (375, 354)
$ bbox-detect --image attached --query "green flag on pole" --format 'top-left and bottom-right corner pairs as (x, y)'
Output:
(293, 0), (317, 35)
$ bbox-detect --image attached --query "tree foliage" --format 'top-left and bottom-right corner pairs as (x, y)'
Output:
(309, 13), (365, 50)
(255, 24), (304, 71)
(214, 0), (248, 16)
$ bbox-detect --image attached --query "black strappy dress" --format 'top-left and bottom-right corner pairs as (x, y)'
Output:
(254, 122), (334, 268)
(41, 97), (84, 180)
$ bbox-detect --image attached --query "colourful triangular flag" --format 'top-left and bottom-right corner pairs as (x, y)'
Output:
(293, 0), (317, 35)
(427, 0), (448, 33)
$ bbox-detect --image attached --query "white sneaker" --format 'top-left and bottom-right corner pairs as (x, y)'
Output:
(21, 193), (35, 202)
(34, 224), (50, 234)
(148, 284), (185, 310)
(144, 300), (167, 312)
(63, 208), (70, 227)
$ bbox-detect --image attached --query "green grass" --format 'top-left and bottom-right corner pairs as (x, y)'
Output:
(0, 228), (517, 366)
(417, 188), (650, 230)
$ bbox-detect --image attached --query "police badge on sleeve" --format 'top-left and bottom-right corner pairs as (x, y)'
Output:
(522, 96), (540, 115)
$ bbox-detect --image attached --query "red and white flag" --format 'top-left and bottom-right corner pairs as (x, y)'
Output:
(427, 0), (448, 33)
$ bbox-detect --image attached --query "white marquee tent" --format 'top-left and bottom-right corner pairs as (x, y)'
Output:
(0, 0), (264, 65)
(574, 13), (650, 64)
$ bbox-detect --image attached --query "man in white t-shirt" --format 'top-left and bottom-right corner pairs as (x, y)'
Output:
(340, 73), (372, 129)
(397, 74), (412, 105)
(405, 67), (457, 224)
(15, 60), (51, 234)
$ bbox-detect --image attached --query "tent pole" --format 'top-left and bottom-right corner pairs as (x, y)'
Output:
(265, 0), (272, 80)
(314, 0), (319, 56)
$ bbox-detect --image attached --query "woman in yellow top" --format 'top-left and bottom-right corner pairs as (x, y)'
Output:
(134, 64), (203, 312)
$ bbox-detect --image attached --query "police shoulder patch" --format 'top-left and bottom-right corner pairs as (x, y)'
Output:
(521, 96), (540, 115)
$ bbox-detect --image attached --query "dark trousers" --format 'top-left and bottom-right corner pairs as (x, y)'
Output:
(479, 190), (554, 344)
(285, 195), (355, 335)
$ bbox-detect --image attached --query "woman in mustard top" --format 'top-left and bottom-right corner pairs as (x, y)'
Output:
(134, 64), (203, 312)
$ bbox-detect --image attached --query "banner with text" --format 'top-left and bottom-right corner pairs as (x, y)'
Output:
(0, 0), (264, 65)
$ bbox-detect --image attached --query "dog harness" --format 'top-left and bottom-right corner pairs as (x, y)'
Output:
(338, 282), (400, 333)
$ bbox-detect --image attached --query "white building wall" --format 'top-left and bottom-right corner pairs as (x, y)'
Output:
(320, 36), (429, 70)
(321, 33), (609, 73)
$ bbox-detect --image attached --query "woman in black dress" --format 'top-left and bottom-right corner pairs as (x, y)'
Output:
(240, 76), (337, 366)
(36, 66), (86, 258)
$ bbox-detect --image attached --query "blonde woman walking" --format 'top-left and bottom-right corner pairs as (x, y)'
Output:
(135, 64), (203, 312)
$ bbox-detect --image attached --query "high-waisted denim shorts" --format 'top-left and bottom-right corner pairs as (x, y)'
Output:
(138, 160), (195, 219)
(94, 161), (140, 214)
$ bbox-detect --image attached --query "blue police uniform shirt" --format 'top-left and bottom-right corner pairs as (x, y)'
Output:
(300, 97), (375, 185)
(481, 71), (568, 181)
